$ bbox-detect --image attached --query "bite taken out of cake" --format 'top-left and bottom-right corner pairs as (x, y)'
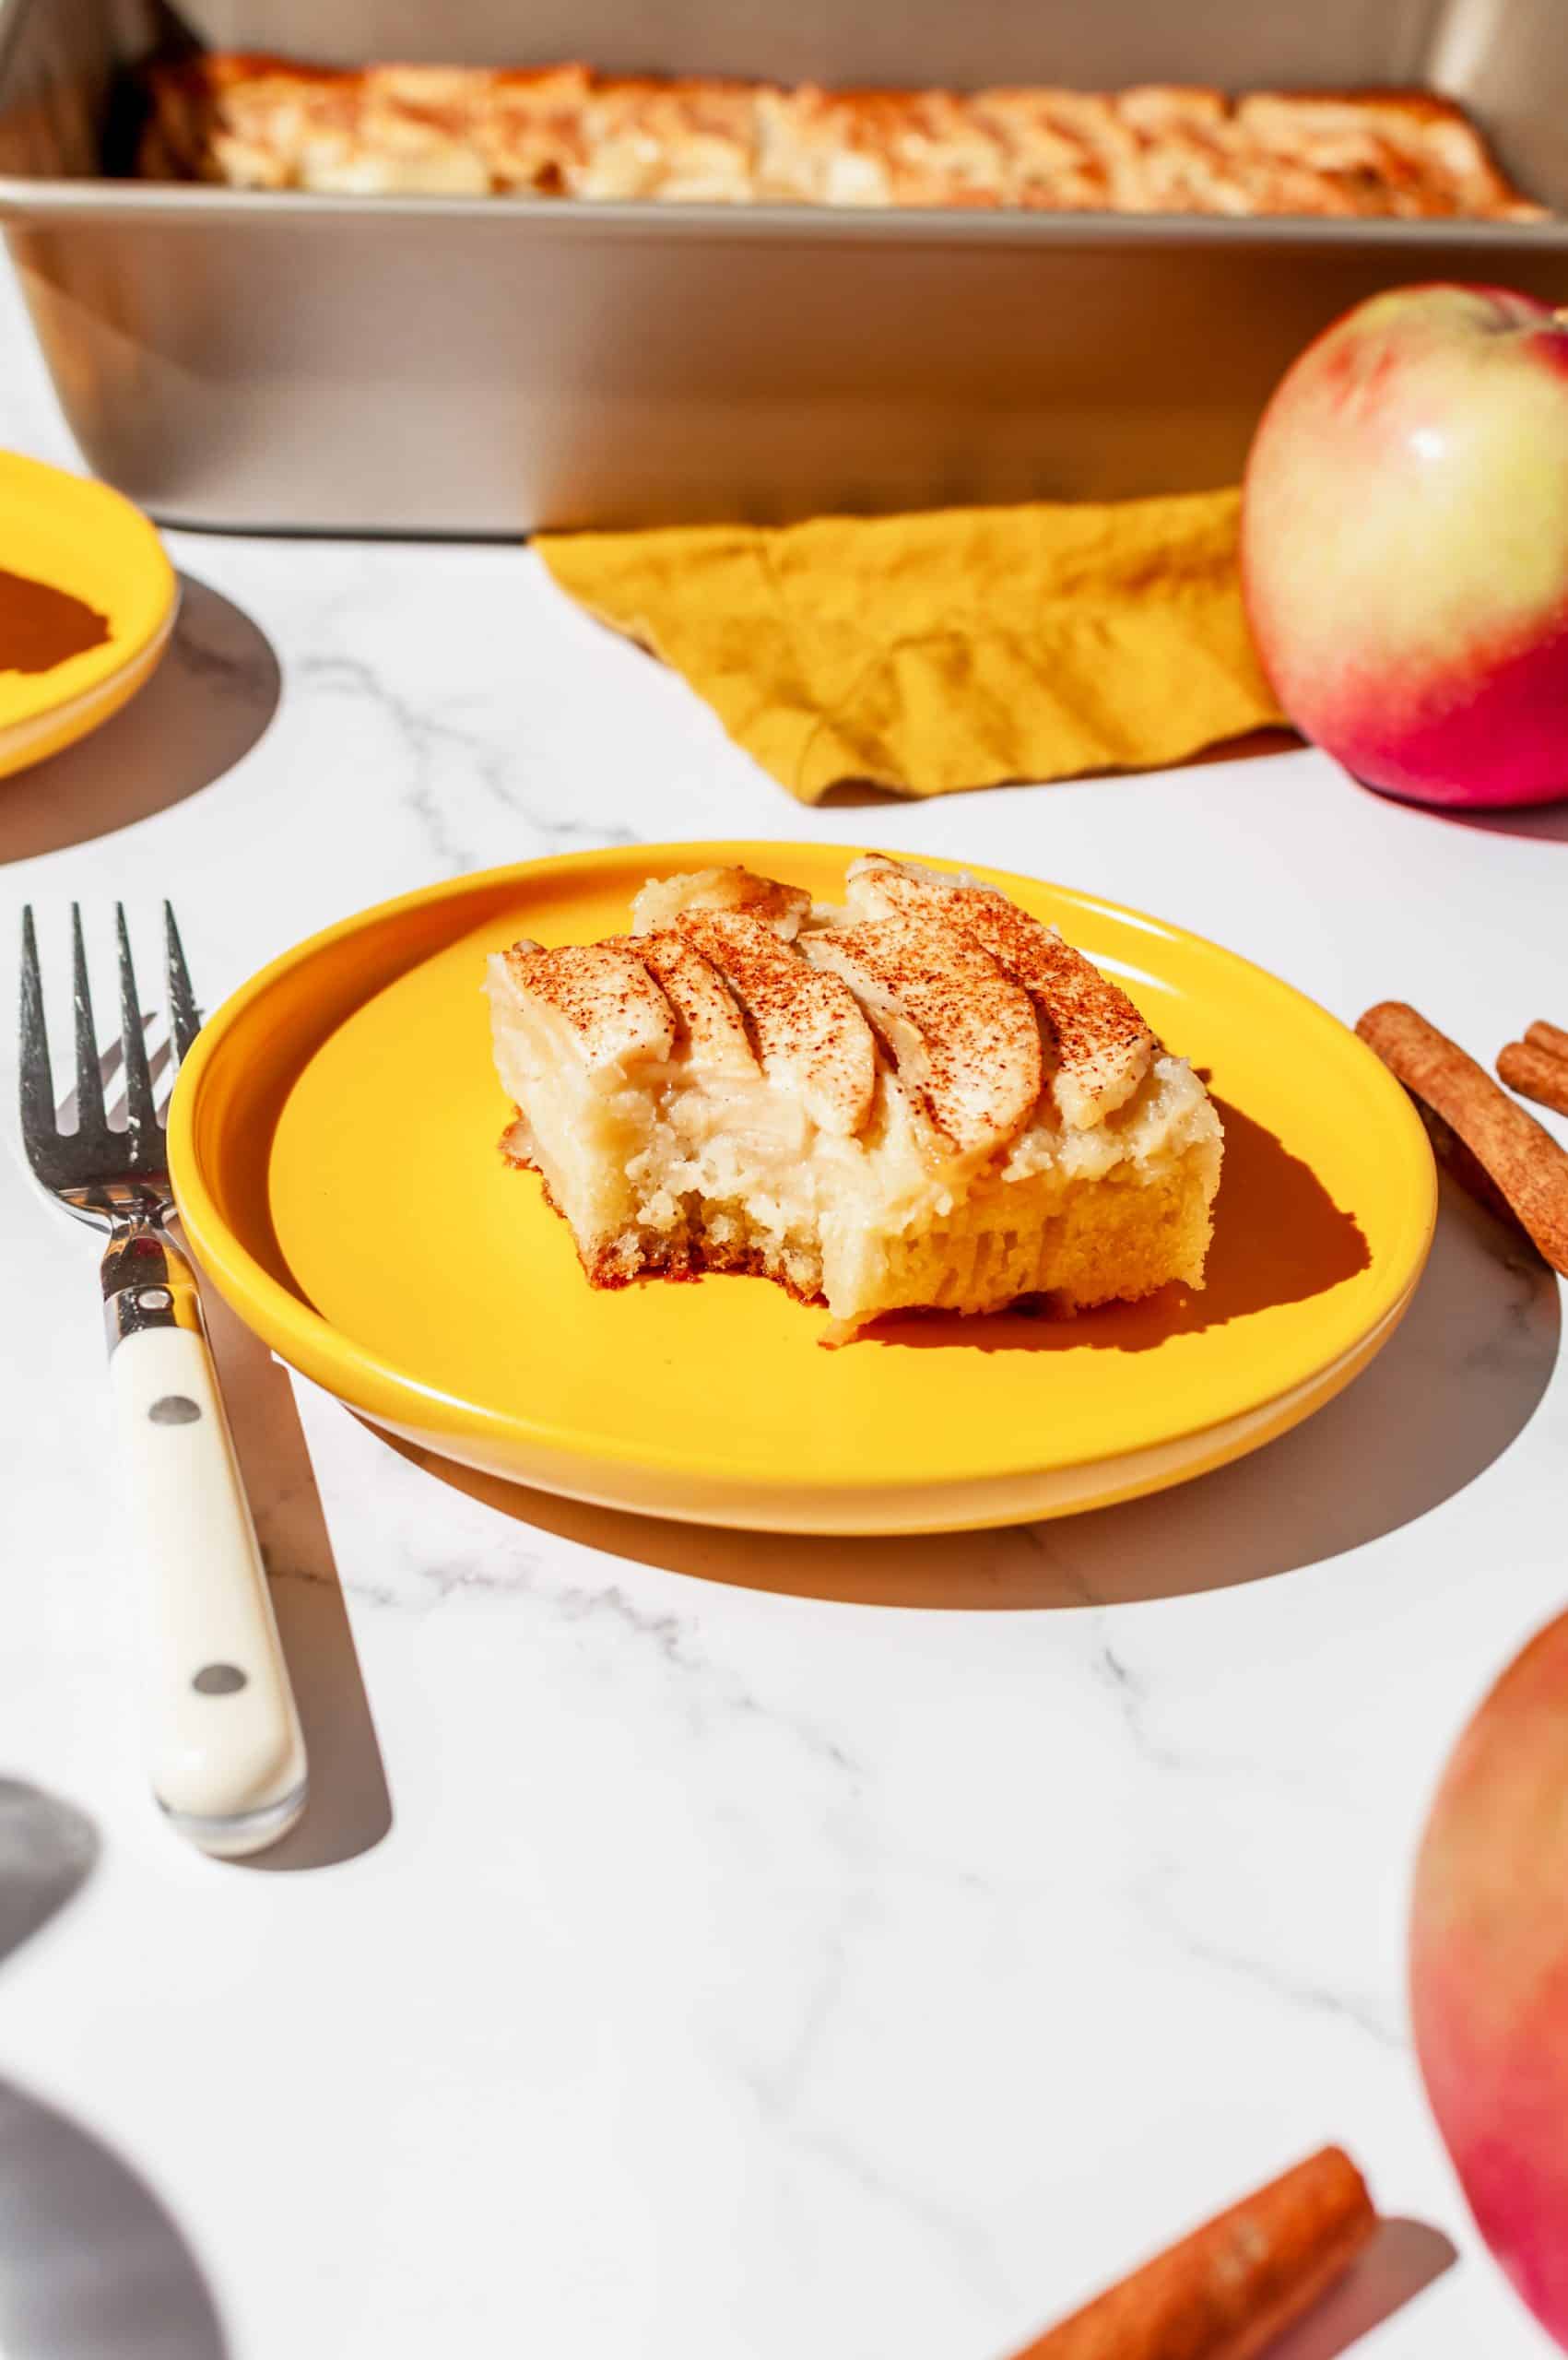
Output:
(485, 856), (1223, 1341)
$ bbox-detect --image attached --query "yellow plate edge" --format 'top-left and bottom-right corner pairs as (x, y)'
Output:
(0, 451), (178, 773)
(355, 1280), (1423, 1536)
(0, 602), (177, 778)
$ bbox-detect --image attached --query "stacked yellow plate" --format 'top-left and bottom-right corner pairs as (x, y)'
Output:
(0, 451), (176, 776)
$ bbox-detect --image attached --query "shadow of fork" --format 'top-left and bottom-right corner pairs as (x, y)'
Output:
(196, 1282), (394, 1872)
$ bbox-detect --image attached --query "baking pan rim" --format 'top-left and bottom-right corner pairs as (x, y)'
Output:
(0, 176), (1564, 245)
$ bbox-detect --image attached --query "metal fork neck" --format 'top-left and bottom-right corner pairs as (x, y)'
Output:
(102, 1214), (204, 1351)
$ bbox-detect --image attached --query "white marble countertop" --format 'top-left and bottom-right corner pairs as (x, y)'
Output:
(1, 254), (1565, 2360)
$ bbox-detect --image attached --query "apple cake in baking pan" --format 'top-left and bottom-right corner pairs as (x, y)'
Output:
(138, 56), (1543, 220)
(485, 858), (1224, 1340)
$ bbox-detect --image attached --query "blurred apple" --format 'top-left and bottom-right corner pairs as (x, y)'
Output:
(1410, 1608), (1568, 2346)
(1241, 283), (1568, 809)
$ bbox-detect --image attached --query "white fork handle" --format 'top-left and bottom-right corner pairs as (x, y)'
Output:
(110, 1318), (308, 1858)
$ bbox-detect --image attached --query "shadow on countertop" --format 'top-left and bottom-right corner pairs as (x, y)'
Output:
(1409, 794), (1568, 845)
(0, 574), (280, 863)
(814, 726), (1305, 808)
(0, 1780), (229, 2357)
(395, 1174), (1560, 1610)
(199, 1281), (394, 1871)
(1267, 2216), (1458, 2360)
(0, 1777), (96, 1965)
(1007, 2209), (1457, 2360)
(0, 2080), (230, 2360)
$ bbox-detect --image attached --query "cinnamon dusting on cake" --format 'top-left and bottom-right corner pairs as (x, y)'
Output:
(845, 859), (1154, 1127)
(502, 940), (677, 1068)
(485, 856), (1224, 1337)
(801, 910), (1041, 1151)
(673, 909), (876, 1135)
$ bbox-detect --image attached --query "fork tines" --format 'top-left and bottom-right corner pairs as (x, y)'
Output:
(163, 903), (200, 1066)
(115, 907), (158, 1144)
(70, 905), (109, 1139)
(18, 903), (204, 1179)
(18, 904), (57, 1156)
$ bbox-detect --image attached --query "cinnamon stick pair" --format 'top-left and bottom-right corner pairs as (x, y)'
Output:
(1498, 1021), (1568, 1121)
(1357, 1002), (1568, 1276)
(1008, 2145), (1375, 2360)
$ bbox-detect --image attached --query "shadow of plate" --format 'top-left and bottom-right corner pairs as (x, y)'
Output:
(386, 1177), (1558, 1608)
(0, 575), (280, 864)
(0, 1779), (97, 1966)
(0, 2080), (228, 2359)
(0, 1783), (227, 2354)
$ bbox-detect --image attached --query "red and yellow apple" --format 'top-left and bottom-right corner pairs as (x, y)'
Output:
(1242, 284), (1568, 809)
(1410, 1608), (1568, 2345)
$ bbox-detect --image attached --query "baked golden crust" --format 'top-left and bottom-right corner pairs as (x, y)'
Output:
(137, 54), (1545, 219)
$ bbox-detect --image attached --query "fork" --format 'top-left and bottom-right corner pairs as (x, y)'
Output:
(18, 904), (307, 1858)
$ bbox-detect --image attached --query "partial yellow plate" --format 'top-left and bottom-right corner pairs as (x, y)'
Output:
(169, 844), (1436, 1535)
(0, 452), (177, 777)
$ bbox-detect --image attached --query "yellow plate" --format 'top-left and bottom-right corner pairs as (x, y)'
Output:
(169, 844), (1436, 1535)
(0, 452), (177, 778)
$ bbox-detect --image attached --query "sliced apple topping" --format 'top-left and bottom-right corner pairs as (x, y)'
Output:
(844, 856), (1154, 1129)
(631, 864), (811, 941)
(844, 854), (984, 909)
(500, 939), (677, 1072)
(802, 912), (1042, 1153)
(673, 910), (875, 1136)
(635, 928), (759, 1080)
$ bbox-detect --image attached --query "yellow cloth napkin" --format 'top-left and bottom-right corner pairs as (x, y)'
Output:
(536, 488), (1284, 802)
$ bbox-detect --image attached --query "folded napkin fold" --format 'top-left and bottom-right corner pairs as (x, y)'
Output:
(536, 488), (1284, 802)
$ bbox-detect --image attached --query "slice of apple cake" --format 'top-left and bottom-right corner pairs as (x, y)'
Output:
(485, 856), (1222, 1337)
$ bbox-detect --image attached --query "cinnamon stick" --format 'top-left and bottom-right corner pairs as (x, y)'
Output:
(1499, 1040), (1568, 1121)
(1357, 1002), (1568, 1276)
(1526, 1020), (1568, 1064)
(1008, 2146), (1375, 2360)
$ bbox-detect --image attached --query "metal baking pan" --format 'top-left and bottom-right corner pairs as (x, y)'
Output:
(0, 0), (1564, 536)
